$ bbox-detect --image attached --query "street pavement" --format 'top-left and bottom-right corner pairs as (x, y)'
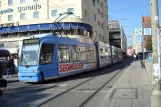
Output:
(98, 60), (152, 107)
(3, 74), (19, 83)
(0, 59), (132, 107)
(39, 59), (132, 107)
(0, 58), (152, 107)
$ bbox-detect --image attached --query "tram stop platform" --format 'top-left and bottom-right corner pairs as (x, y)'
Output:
(101, 60), (152, 107)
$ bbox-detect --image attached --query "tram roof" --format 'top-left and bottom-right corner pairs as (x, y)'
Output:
(28, 33), (95, 45)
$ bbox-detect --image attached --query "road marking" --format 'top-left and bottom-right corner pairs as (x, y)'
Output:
(56, 84), (68, 87)
(46, 88), (109, 93)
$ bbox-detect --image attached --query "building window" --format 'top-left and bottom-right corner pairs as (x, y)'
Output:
(51, 10), (57, 17)
(20, 0), (25, 3)
(85, 10), (87, 17)
(92, 0), (95, 6)
(101, 12), (103, 17)
(8, 0), (12, 5)
(97, 0), (99, 3)
(67, 8), (74, 14)
(20, 13), (25, 20)
(33, 0), (39, 2)
(98, 9), (100, 15)
(8, 15), (12, 21)
(33, 11), (39, 19)
(98, 21), (100, 26)
(101, 23), (103, 28)
(92, 14), (96, 21)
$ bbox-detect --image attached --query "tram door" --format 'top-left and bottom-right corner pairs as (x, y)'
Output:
(39, 43), (58, 79)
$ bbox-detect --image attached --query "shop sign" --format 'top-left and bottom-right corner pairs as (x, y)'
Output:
(0, 8), (14, 15)
(0, 22), (19, 28)
(18, 3), (41, 13)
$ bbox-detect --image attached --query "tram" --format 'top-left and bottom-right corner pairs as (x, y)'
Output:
(18, 33), (123, 82)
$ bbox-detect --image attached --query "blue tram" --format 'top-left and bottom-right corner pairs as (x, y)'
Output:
(18, 33), (122, 82)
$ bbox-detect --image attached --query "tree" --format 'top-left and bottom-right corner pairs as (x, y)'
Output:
(145, 35), (152, 51)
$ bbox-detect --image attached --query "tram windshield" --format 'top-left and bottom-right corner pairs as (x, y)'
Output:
(20, 44), (39, 66)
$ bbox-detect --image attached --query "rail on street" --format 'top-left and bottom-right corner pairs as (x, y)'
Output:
(0, 58), (153, 107)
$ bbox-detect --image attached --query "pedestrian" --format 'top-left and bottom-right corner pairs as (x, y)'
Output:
(0, 63), (3, 79)
(136, 54), (138, 61)
(140, 60), (145, 68)
(6, 55), (14, 78)
(133, 54), (136, 61)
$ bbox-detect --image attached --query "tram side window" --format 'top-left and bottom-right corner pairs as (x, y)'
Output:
(100, 47), (110, 59)
(88, 47), (95, 60)
(58, 45), (69, 63)
(40, 44), (54, 64)
(107, 48), (111, 58)
(70, 46), (79, 62)
(79, 46), (88, 61)
(100, 48), (105, 59)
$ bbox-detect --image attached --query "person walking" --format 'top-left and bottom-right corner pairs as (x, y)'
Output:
(6, 56), (14, 78)
(136, 54), (138, 61)
(133, 54), (136, 61)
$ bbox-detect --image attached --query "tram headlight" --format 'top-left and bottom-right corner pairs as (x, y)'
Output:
(33, 70), (40, 72)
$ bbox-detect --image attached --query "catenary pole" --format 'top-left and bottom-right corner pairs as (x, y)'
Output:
(150, 0), (161, 106)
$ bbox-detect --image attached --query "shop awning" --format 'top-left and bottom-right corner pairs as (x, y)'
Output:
(63, 23), (70, 30)
(18, 25), (28, 32)
(28, 24), (39, 31)
(0, 28), (8, 34)
(39, 24), (50, 30)
(71, 23), (78, 29)
(8, 26), (18, 33)
(51, 23), (62, 30)
(78, 23), (85, 30)
(85, 24), (92, 31)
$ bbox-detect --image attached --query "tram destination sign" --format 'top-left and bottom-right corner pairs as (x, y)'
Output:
(23, 38), (40, 44)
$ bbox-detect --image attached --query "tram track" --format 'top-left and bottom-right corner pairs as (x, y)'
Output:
(4, 60), (116, 93)
(78, 66), (130, 107)
(38, 59), (132, 107)
(1, 59), (132, 107)
(2, 63), (115, 107)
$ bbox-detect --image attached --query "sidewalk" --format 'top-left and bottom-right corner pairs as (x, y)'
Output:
(3, 74), (19, 83)
(102, 60), (152, 107)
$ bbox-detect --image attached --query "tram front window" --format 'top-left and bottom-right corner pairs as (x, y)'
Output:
(20, 44), (39, 66)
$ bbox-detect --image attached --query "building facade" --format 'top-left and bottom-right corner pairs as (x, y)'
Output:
(0, 0), (109, 53)
(142, 16), (151, 51)
(127, 46), (133, 56)
(108, 20), (120, 29)
(108, 20), (127, 53)
(132, 32), (142, 54)
(142, 16), (151, 28)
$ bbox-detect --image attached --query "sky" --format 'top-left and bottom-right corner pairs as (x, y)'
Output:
(108, 0), (161, 47)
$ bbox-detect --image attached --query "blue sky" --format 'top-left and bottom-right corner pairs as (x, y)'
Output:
(108, 0), (161, 47)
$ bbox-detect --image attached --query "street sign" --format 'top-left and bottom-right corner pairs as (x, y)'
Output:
(144, 28), (151, 35)
(136, 36), (142, 43)
(135, 28), (142, 35)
